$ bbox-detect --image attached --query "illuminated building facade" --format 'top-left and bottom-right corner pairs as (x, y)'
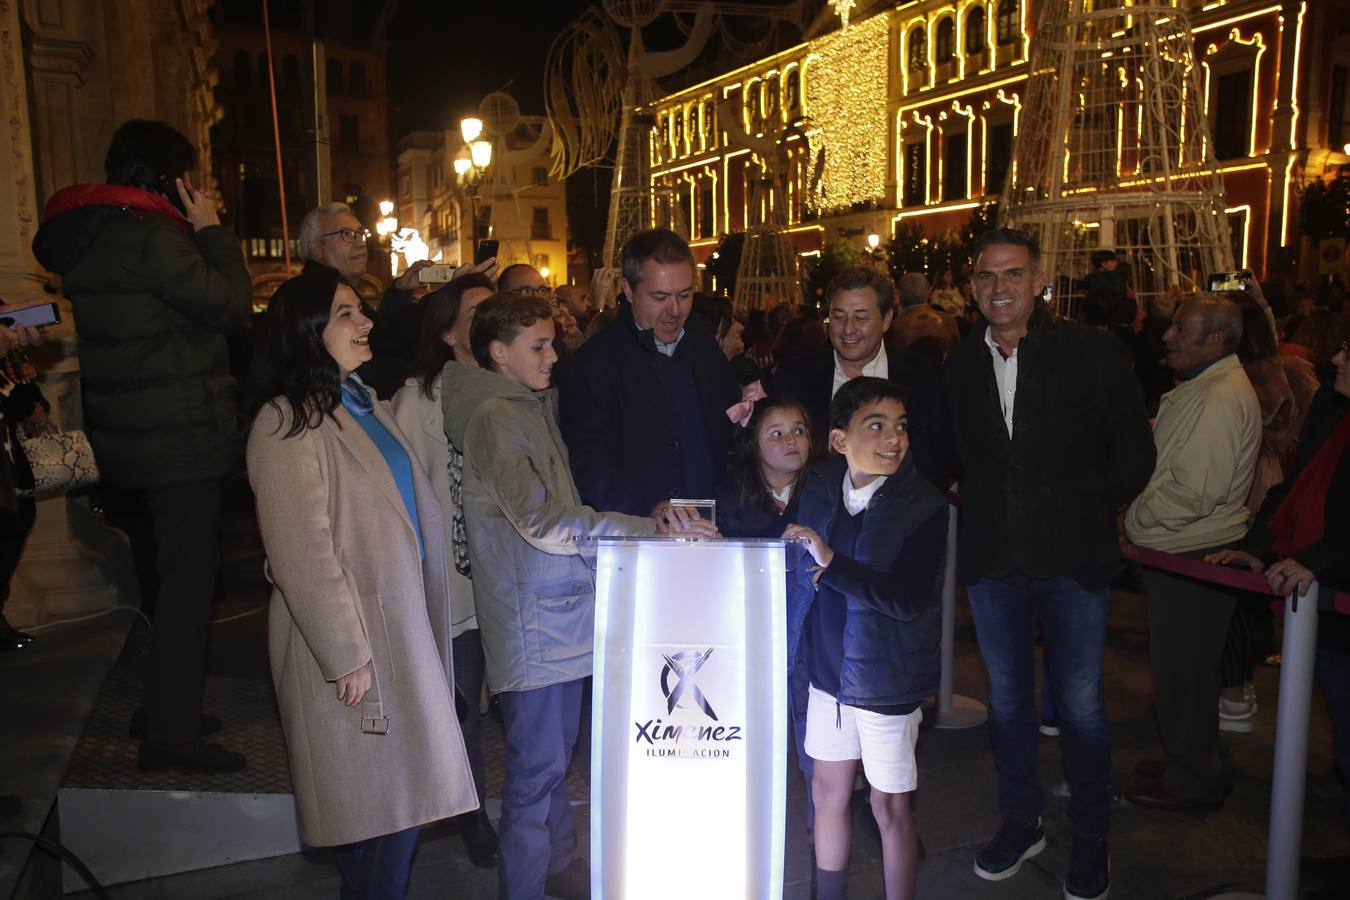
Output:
(647, 0), (1350, 283)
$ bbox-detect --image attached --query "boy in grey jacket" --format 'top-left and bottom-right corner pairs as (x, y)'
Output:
(441, 293), (707, 900)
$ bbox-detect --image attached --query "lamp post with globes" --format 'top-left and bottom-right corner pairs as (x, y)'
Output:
(375, 199), (400, 279)
(453, 116), (494, 265)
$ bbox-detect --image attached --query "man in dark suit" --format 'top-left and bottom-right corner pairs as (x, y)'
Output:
(946, 228), (1154, 900)
(775, 266), (958, 489)
(556, 229), (740, 523)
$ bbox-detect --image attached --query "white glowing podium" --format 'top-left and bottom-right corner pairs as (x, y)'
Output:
(588, 537), (788, 899)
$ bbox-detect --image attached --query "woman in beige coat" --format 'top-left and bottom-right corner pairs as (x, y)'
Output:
(246, 265), (476, 899)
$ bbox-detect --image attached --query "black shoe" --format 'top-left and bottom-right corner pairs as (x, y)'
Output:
(0, 614), (33, 651)
(0, 795), (21, 821)
(137, 739), (247, 773)
(128, 709), (222, 741)
(459, 807), (499, 869)
(974, 817), (1046, 881)
(1064, 834), (1110, 899)
(1040, 716), (1061, 737)
(543, 858), (589, 900)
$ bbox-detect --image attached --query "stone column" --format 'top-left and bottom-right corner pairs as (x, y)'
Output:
(1, 0), (122, 626)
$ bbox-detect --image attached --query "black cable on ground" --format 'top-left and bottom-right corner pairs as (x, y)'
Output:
(0, 831), (114, 899)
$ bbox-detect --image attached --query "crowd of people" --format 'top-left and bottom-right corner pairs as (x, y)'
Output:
(8, 118), (1350, 900)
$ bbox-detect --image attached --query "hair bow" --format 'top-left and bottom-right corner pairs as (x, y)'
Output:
(725, 380), (767, 428)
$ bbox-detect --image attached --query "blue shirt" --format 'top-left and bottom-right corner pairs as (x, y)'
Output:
(341, 379), (423, 559)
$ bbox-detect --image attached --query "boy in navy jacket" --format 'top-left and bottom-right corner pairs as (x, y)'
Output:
(783, 377), (948, 900)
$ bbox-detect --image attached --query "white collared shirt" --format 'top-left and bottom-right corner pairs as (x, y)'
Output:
(654, 329), (686, 357)
(983, 328), (1018, 437)
(769, 482), (794, 509)
(843, 473), (886, 516)
(831, 344), (889, 398)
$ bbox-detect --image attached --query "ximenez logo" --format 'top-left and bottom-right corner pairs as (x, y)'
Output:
(634, 648), (745, 759)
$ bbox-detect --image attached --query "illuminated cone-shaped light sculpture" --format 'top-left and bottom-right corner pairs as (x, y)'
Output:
(1000, 0), (1234, 310)
(726, 111), (813, 313)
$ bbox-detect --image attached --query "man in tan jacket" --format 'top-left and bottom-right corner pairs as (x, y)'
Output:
(1124, 294), (1261, 810)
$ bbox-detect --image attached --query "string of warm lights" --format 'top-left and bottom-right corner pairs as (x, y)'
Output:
(636, 0), (1299, 277)
(805, 13), (890, 213)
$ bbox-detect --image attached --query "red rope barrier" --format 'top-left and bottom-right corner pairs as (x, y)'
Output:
(1124, 543), (1350, 616)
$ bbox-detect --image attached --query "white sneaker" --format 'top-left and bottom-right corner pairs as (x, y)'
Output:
(1219, 696), (1253, 733)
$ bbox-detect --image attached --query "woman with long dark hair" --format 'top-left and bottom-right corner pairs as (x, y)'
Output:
(390, 272), (500, 868)
(247, 265), (476, 898)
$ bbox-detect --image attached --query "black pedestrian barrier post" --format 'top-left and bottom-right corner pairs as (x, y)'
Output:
(1129, 546), (1347, 900)
(935, 488), (986, 730)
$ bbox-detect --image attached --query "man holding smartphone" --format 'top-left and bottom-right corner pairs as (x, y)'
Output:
(33, 120), (252, 774)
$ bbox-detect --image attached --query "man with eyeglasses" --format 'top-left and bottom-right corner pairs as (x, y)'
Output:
(299, 202), (434, 312)
(497, 263), (546, 296)
(296, 202), (493, 396)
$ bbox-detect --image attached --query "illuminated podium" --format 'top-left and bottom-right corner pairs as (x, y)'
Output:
(589, 537), (789, 899)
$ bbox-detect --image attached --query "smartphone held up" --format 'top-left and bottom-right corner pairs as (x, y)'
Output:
(0, 299), (62, 330)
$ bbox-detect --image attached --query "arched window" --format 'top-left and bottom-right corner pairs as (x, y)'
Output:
(966, 7), (986, 55)
(996, 0), (1018, 46)
(688, 105), (699, 149)
(350, 61), (368, 96)
(326, 58), (344, 95)
(935, 19), (955, 64)
(786, 69), (801, 113)
(908, 27), (928, 75)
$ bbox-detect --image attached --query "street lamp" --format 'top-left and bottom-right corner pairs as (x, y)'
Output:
(455, 118), (494, 263)
(867, 232), (884, 270)
(470, 139), (493, 169)
(375, 199), (400, 276)
(461, 117), (483, 144)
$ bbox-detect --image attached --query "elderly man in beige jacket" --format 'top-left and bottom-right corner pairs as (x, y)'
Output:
(1124, 294), (1261, 811)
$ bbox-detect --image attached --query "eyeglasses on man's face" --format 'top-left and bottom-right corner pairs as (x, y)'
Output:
(320, 227), (371, 245)
(514, 285), (554, 298)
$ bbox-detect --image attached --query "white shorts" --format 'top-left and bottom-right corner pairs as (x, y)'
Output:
(803, 683), (922, 794)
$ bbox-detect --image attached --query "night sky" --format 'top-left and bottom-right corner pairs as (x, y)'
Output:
(384, 0), (591, 138)
(380, 0), (799, 259)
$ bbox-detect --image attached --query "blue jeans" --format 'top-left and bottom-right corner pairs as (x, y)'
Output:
(334, 826), (421, 900)
(1315, 646), (1350, 828)
(497, 678), (585, 899)
(967, 575), (1112, 838)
